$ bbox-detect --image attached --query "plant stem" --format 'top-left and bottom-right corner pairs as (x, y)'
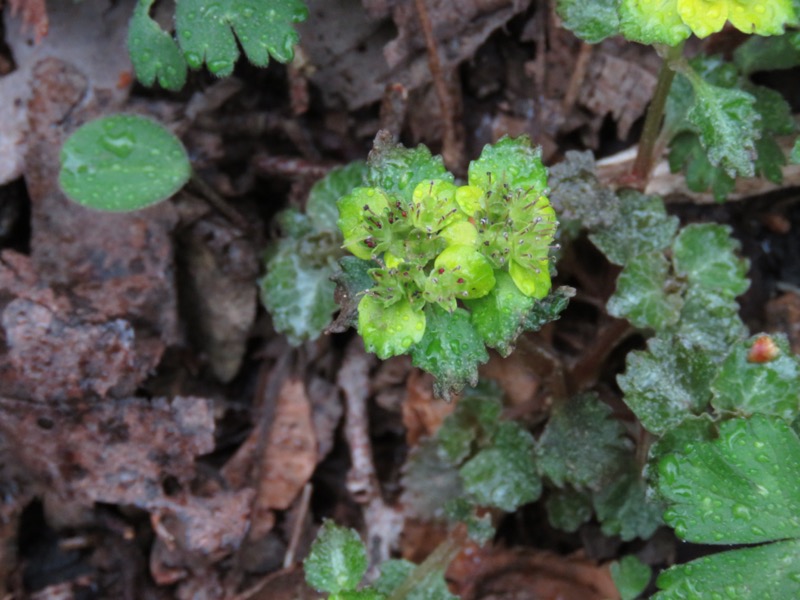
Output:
(632, 43), (685, 183)
(387, 525), (468, 600)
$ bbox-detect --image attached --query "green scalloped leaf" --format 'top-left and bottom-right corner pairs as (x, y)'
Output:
(668, 132), (735, 202)
(672, 223), (750, 298)
(437, 391), (502, 464)
(523, 285), (574, 332)
(607, 251), (684, 331)
(548, 150), (620, 230)
(410, 305), (488, 399)
(400, 439), (463, 521)
(618, 336), (716, 436)
(59, 114), (190, 211)
(555, 0), (619, 43)
(358, 295), (426, 359)
(466, 270), (535, 356)
(307, 161), (367, 231)
(589, 190), (678, 266)
(304, 521), (367, 594)
(792, 138), (800, 164)
(751, 85), (795, 136)
(686, 76), (760, 178)
(654, 539), (800, 600)
(128, 0), (188, 91)
(175, 0), (308, 77)
(593, 461), (663, 541)
(260, 234), (340, 345)
(366, 134), (452, 203)
(658, 415), (800, 544)
(673, 286), (747, 357)
(611, 555), (651, 600)
(733, 30), (800, 75)
(711, 334), (800, 421)
(468, 135), (548, 196)
(536, 394), (632, 491)
(618, 0), (690, 46)
(545, 487), (593, 533)
(460, 421), (541, 512)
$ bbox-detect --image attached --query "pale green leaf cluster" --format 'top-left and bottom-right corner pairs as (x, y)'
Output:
(403, 386), (661, 542)
(337, 136), (566, 397)
(128, 0), (308, 88)
(260, 163), (367, 345)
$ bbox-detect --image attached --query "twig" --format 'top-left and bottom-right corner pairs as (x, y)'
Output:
(283, 483), (313, 568)
(413, 0), (466, 173)
(338, 338), (403, 571)
(379, 83), (409, 142)
(560, 42), (593, 115)
(189, 173), (251, 232)
(338, 339), (379, 504)
(251, 154), (335, 180)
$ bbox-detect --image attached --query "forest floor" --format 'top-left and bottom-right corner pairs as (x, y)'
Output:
(1, 1), (800, 599)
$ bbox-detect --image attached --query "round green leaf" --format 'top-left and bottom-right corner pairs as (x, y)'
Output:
(59, 114), (190, 211)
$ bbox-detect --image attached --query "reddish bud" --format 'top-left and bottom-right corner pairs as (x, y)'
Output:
(748, 335), (780, 363)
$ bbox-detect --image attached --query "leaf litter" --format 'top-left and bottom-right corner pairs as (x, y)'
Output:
(2, 1), (800, 599)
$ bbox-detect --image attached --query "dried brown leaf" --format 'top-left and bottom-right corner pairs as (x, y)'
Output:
(257, 378), (317, 511)
(9, 0), (49, 42)
(0, 396), (214, 507)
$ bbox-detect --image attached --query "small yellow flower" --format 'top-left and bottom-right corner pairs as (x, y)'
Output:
(677, 0), (797, 38)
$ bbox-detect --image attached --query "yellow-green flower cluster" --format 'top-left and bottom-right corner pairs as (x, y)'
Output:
(621, 0), (797, 45)
(336, 136), (558, 359)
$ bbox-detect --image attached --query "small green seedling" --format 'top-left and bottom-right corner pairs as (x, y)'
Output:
(303, 520), (456, 600)
(58, 114), (190, 211)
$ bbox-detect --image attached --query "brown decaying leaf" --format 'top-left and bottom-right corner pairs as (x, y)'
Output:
(402, 369), (454, 446)
(299, 0), (531, 110)
(579, 51), (657, 141)
(0, 396), (215, 506)
(9, 0), (49, 42)
(257, 378), (318, 512)
(0, 252), (162, 401)
(449, 546), (619, 600)
(176, 212), (259, 383)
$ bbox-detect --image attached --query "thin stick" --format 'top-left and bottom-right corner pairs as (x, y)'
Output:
(189, 172), (251, 232)
(413, 0), (466, 173)
(561, 42), (593, 115)
(283, 483), (313, 568)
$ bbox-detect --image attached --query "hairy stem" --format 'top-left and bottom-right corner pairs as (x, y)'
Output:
(632, 43), (685, 183)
